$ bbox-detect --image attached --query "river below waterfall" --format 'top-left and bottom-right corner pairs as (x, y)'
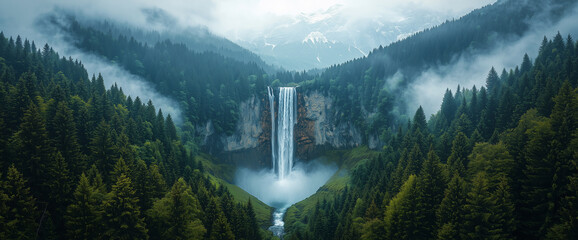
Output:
(268, 207), (288, 238)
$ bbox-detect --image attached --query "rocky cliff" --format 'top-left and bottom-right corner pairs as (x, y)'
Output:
(295, 91), (363, 159)
(198, 89), (365, 166)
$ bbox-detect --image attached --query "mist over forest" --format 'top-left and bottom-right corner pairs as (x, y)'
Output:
(0, 0), (578, 239)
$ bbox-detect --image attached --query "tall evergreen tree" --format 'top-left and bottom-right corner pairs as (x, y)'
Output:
(50, 101), (84, 175)
(490, 176), (516, 240)
(147, 178), (205, 240)
(441, 89), (457, 126)
(384, 174), (419, 239)
(102, 173), (148, 240)
(10, 102), (53, 197)
(209, 211), (235, 240)
(0, 165), (38, 239)
(463, 172), (494, 239)
(437, 174), (468, 240)
(415, 148), (446, 239)
(244, 200), (262, 240)
(65, 173), (103, 240)
(467, 142), (515, 189)
(412, 106), (428, 134)
(447, 132), (469, 177)
(519, 117), (555, 238)
(486, 67), (500, 95)
(90, 121), (118, 183)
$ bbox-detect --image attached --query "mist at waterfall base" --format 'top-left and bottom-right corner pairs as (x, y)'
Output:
(235, 159), (337, 209)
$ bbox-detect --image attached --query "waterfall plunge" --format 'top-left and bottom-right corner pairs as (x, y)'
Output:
(235, 87), (336, 239)
(273, 87), (297, 180)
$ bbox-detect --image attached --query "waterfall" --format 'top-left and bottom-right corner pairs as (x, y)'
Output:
(267, 86), (297, 239)
(272, 87), (297, 180)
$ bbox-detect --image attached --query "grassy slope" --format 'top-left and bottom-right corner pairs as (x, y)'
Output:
(284, 146), (379, 234)
(195, 153), (274, 228)
(192, 146), (377, 236)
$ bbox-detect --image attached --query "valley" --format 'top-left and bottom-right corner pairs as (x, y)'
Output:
(0, 0), (577, 239)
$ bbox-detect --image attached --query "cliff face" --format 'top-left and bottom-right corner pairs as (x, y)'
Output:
(297, 91), (362, 158)
(199, 90), (364, 166)
(197, 95), (270, 168)
(221, 95), (262, 151)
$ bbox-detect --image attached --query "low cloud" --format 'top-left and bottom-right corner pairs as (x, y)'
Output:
(404, 3), (578, 118)
(0, 0), (496, 44)
(235, 159), (337, 208)
(0, 5), (183, 123)
(78, 54), (183, 123)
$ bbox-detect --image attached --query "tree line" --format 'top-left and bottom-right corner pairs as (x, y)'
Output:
(285, 32), (578, 240)
(0, 32), (262, 240)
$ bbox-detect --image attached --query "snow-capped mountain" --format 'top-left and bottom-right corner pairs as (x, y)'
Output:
(235, 4), (449, 71)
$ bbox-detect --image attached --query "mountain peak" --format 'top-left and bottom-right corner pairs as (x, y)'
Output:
(302, 31), (329, 44)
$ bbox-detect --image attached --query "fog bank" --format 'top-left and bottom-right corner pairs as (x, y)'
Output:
(405, 3), (578, 118)
(235, 159), (337, 208)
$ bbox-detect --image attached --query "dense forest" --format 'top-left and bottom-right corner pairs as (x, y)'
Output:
(1, 0), (577, 239)
(55, 13), (275, 73)
(44, 0), (577, 144)
(44, 14), (268, 136)
(0, 32), (262, 240)
(284, 32), (578, 240)
(299, 0), (576, 138)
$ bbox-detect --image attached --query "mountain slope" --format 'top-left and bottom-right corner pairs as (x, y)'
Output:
(298, 0), (578, 143)
(43, 14), (268, 137)
(238, 4), (450, 71)
(285, 29), (578, 240)
(0, 32), (264, 240)
(73, 15), (277, 73)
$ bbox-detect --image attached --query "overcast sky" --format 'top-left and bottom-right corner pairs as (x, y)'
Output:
(0, 0), (499, 121)
(0, 0), (496, 42)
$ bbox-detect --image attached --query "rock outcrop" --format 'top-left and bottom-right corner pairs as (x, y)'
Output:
(198, 89), (365, 166)
(221, 95), (262, 151)
(298, 91), (362, 156)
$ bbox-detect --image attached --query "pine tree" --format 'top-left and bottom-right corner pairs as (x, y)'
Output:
(102, 173), (148, 240)
(43, 151), (72, 233)
(147, 178), (205, 240)
(519, 117), (555, 238)
(412, 106), (428, 134)
(403, 144), (424, 180)
(550, 81), (576, 147)
(90, 121), (118, 183)
(447, 132), (469, 177)
(486, 67), (500, 95)
(65, 173), (103, 240)
(440, 91), (458, 126)
(547, 141), (578, 239)
(437, 174), (468, 240)
(86, 164), (107, 199)
(209, 211), (235, 240)
(384, 174), (419, 239)
(10, 102), (53, 195)
(464, 172), (495, 239)
(415, 148), (447, 239)
(244, 200), (262, 240)
(165, 114), (178, 141)
(0, 165), (38, 239)
(470, 85), (479, 123)
(467, 142), (515, 189)
(110, 157), (130, 184)
(520, 53), (533, 74)
(50, 101), (84, 176)
(489, 176), (516, 240)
